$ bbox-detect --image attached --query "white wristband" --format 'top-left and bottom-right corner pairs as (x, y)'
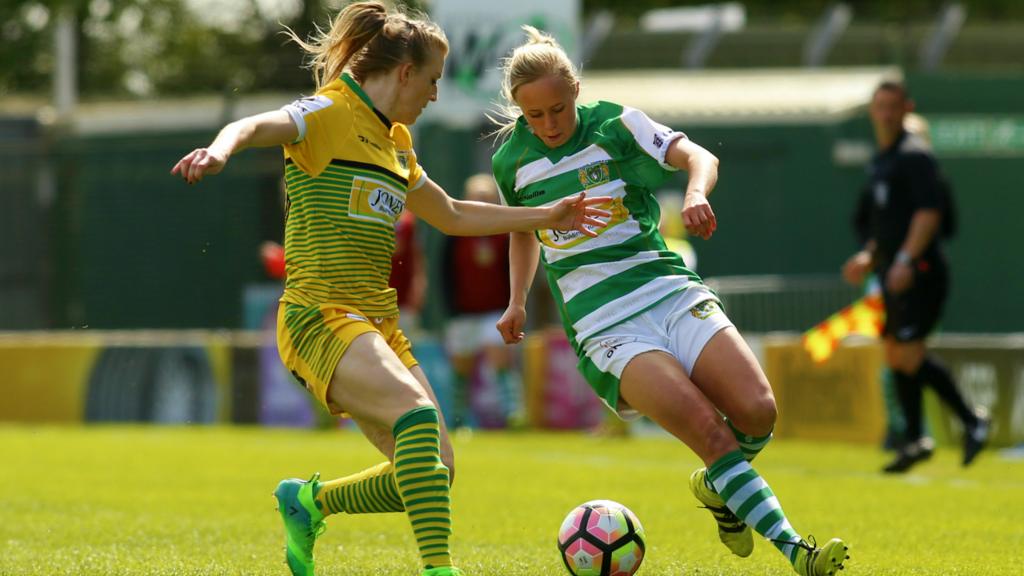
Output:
(895, 250), (913, 265)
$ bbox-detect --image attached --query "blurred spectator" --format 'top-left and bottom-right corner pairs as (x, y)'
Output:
(261, 241), (287, 280)
(442, 174), (522, 429)
(842, 81), (988, 473)
(390, 210), (428, 335)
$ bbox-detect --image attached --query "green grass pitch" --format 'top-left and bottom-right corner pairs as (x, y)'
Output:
(2, 425), (1022, 575)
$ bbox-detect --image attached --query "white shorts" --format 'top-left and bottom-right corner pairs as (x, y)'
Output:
(579, 286), (734, 418)
(444, 311), (505, 356)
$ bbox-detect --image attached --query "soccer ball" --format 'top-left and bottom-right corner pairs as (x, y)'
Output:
(557, 500), (646, 576)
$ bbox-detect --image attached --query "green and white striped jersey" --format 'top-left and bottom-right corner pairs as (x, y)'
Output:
(492, 101), (705, 348)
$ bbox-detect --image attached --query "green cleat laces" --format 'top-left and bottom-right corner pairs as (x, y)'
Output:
(274, 473), (327, 576)
(689, 467), (754, 557)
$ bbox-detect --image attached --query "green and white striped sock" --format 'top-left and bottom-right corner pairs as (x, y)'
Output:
(726, 418), (773, 462)
(707, 450), (803, 564)
(701, 419), (773, 493)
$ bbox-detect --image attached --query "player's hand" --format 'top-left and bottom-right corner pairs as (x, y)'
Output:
(496, 303), (527, 345)
(886, 262), (914, 294)
(171, 147), (229, 185)
(842, 250), (872, 285)
(682, 191), (716, 240)
(547, 192), (612, 238)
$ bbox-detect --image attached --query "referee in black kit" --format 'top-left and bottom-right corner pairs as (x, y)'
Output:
(842, 80), (989, 474)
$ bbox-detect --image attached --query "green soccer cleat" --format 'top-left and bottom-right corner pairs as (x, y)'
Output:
(274, 473), (327, 576)
(689, 467), (754, 557)
(793, 536), (850, 576)
(421, 567), (463, 576)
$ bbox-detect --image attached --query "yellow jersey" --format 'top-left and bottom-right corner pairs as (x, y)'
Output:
(279, 73), (426, 317)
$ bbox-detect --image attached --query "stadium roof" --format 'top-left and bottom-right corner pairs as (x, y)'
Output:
(578, 67), (900, 125)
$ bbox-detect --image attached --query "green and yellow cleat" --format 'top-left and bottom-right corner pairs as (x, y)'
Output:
(689, 467), (754, 557)
(793, 536), (850, 576)
(274, 473), (327, 576)
(421, 567), (463, 576)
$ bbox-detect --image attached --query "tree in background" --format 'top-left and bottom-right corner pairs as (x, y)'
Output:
(2, 0), (1023, 100)
(1, 0), (335, 98)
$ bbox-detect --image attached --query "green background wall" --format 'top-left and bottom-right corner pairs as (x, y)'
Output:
(2, 73), (1019, 333)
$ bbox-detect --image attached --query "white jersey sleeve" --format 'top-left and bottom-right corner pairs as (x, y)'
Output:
(619, 106), (687, 170)
(281, 95), (334, 144)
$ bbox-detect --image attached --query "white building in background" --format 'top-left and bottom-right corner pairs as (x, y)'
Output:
(423, 0), (581, 128)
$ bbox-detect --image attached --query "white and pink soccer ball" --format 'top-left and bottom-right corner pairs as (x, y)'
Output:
(557, 500), (646, 576)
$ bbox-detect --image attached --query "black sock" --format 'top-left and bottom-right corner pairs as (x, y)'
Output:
(893, 369), (924, 442)
(916, 356), (978, 427)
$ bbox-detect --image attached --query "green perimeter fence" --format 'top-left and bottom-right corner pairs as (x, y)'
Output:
(1, 72), (1021, 333)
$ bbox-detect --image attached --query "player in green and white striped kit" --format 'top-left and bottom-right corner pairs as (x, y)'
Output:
(491, 26), (849, 576)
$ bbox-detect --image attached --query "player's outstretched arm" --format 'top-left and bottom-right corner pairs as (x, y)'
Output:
(170, 110), (298, 185)
(666, 137), (720, 240)
(497, 231), (540, 345)
(408, 176), (611, 237)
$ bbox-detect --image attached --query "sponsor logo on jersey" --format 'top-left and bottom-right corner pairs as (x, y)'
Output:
(349, 176), (406, 224)
(578, 161), (611, 189)
(357, 134), (383, 151)
(538, 197), (628, 249)
(597, 336), (637, 359)
(518, 187), (546, 202)
(690, 300), (721, 320)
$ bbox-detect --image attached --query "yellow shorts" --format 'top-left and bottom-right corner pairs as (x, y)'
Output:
(276, 302), (417, 415)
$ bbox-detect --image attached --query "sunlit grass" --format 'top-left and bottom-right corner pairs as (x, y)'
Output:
(1, 426), (1021, 575)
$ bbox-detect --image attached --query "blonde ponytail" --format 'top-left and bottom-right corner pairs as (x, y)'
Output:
(285, 1), (448, 91)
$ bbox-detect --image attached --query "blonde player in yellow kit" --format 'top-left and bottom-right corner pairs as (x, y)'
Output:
(170, 3), (609, 576)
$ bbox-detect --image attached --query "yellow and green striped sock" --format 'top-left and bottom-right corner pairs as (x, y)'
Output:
(393, 406), (452, 570)
(314, 461), (404, 515)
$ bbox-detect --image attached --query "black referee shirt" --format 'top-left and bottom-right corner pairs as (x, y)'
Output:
(865, 130), (944, 269)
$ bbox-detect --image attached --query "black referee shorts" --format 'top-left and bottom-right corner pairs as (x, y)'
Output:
(881, 255), (949, 342)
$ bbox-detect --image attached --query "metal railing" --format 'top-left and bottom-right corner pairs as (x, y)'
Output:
(705, 274), (861, 333)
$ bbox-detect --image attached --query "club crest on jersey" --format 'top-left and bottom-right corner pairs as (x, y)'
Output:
(578, 161), (610, 189)
(690, 300), (721, 320)
(396, 149), (410, 170)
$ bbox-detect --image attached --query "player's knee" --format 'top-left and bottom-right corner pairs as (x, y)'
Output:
(730, 388), (777, 437)
(701, 419), (740, 462)
(884, 345), (905, 372)
(884, 336), (925, 373)
(741, 396), (777, 437)
(886, 346), (922, 375)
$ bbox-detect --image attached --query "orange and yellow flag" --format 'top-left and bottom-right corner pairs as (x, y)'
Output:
(802, 293), (885, 363)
